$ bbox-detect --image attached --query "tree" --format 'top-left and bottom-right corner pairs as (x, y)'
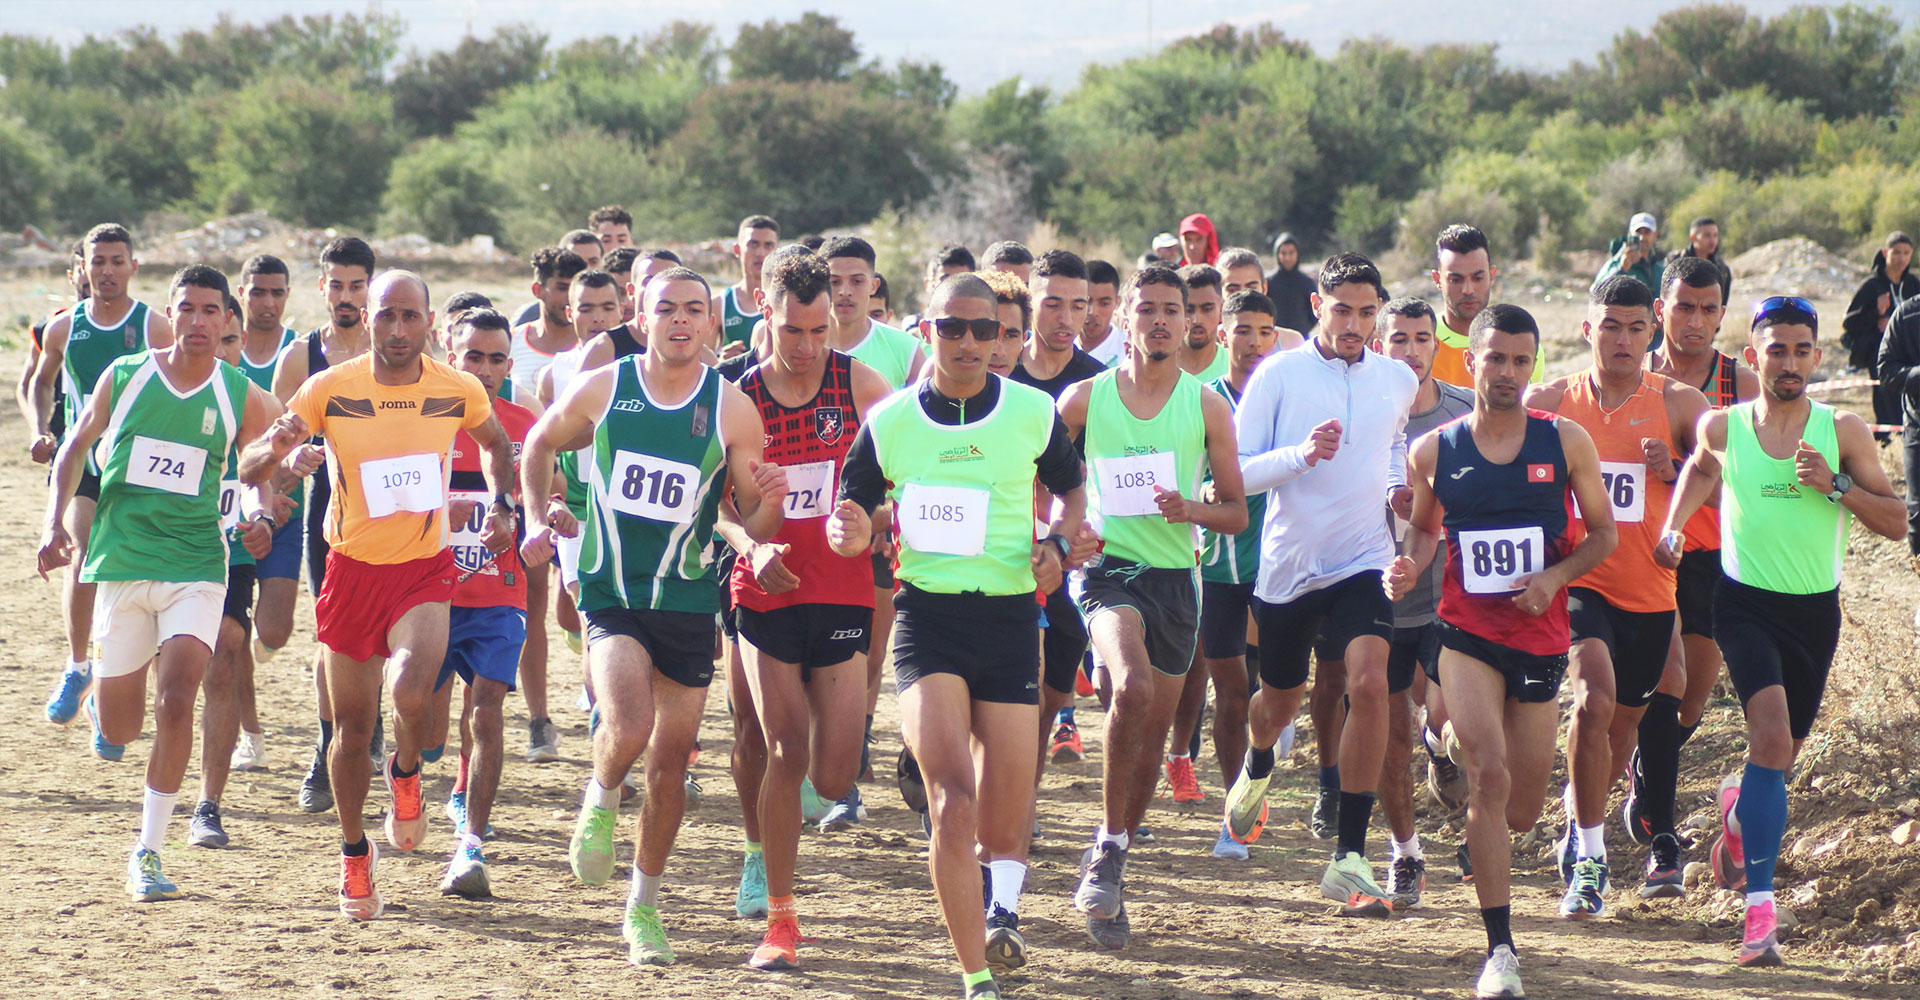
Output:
(0, 116), (52, 227)
(391, 26), (548, 137)
(199, 74), (398, 226)
(728, 12), (860, 83)
(380, 137), (506, 242)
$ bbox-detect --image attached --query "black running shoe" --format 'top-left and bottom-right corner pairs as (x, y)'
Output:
(1310, 786), (1339, 840)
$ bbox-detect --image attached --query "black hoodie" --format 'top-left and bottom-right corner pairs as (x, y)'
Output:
(1265, 233), (1316, 335)
(1846, 248), (1920, 370)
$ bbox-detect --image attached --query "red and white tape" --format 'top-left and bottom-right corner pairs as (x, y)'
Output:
(1807, 378), (1879, 393)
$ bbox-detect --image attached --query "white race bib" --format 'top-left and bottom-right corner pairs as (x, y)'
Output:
(1572, 461), (1646, 524)
(782, 460), (835, 521)
(218, 480), (243, 530)
(447, 489), (488, 549)
(898, 482), (990, 557)
(606, 450), (702, 524)
(360, 452), (445, 519)
(126, 435), (207, 496)
(1459, 526), (1545, 595)
(1094, 451), (1177, 517)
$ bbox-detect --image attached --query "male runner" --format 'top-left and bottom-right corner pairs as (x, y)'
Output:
(902, 244), (977, 331)
(521, 266), (785, 966)
(1429, 224), (1542, 386)
(716, 249), (892, 969)
(17, 241), (86, 430)
(869, 272), (896, 326)
(33, 223), (172, 742)
(1388, 303), (1616, 999)
(1525, 275), (1708, 919)
(38, 264), (275, 900)
(1059, 264), (1247, 948)
(602, 247), (640, 324)
(1079, 260), (1125, 367)
(243, 269), (518, 920)
(510, 231), (604, 327)
(1655, 296), (1904, 968)
(983, 241), (1034, 283)
(1628, 256), (1759, 897)
(829, 272), (1087, 997)
(589, 205), (634, 249)
(1217, 248), (1267, 297)
(1225, 252), (1416, 914)
(716, 215), (781, 358)
(272, 236), (378, 813)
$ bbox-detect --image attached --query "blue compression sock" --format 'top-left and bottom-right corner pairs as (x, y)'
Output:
(1734, 762), (1787, 894)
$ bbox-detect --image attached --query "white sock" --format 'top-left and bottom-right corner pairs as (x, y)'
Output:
(1390, 834), (1423, 861)
(1746, 889), (1775, 908)
(1168, 752), (1189, 761)
(69, 658), (91, 675)
(988, 859), (1027, 915)
(630, 866), (662, 908)
(139, 786), (178, 853)
(1096, 826), (1130, 851)
(1423, 727), (1445, 756)
(584, 778), (621, 812)
(1575, 823), (1606, 861)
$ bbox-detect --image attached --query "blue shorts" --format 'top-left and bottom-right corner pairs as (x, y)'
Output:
(255, 513), (303, 581)
(437, 605), (527, 691)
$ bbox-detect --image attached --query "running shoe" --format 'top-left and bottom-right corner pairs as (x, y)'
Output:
(1737, 899), (1783, 967)
(1441, 720), (1462, 763)
(1622, 747), (1652, 846)
(1133, 825), (1154, 844)
(1387, 855), (1426, 909)
(369, 714), (384, 769)
(735, 852), (769, 919)
(819, 786), (867, 832)
(1048, 721), (1084, 764)
(444, 790), (494, 839)
(1641, 833), (1684, 900)
(1223, 754), (1272, 844)
(563, 629), (584, 655)
(1711, 772), (1746, 892)
(1426, 746), (1466, 812)
(895, 749), (928, 814)
(526, 717), (560, 764)
(1085, 902), (1130, 950)
(440, 836), (491, 898)
(748, 916), (801, 971)
(966, 978), (1003, 999)
(1553, 822), (1577, 887)
(984, 905), (1027, 974)
(339, 842), (383, 920)
(684, 772), (704, 808)
(1458, 840), (1475, 883)
(420, 742), (445, 765)
(231, 729), (268, 771)
(1475, 944), (1524, 998)
(45, 662), (91, 725)
(1165, 755), (1205, 805)
(86, 694), (125, 761)
(299, 745), (333, 813)
(1320, 852), (1390, 904)
(1309, 786), (1339, 840)
(801, 775), (837, 823)
(570, 804), (617, 885)
(188, 800), (229, 849)
(1211, 821), (1249, 860)
(1074, 842), (1127, 919)
(382, 753), (426, 851)
(126, 847), (181, 902)
(1559, 857), (1609, 920)
(251, 636), (278, 663)
(622, 902), (675, 966)
(1074, 666), (1094, 697)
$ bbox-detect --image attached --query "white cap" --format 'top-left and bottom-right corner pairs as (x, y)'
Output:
(1628, 212), (1657, 234)
(1151, 232), (1179, 249)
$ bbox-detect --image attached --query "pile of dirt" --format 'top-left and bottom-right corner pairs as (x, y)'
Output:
(133, 213), (516, 269)
(1729, 237), (1861, 299)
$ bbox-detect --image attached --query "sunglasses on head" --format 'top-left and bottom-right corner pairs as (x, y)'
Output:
(1750, 295), (1817, 329)
(930, 317), (1004, 342)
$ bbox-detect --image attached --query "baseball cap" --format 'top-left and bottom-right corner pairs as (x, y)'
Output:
(1628, 212), (1657, 233)
(1151, 232), (1179, 250)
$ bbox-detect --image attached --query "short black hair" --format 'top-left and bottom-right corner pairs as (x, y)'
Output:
(239, 253), (288, 282)
(225, 291), (242, 317)
(1318, 252), (1387, 300)
(1689, 217), (1718, 233)
(1378, 296), (1436, 333)
(798, 235), (826, 252)
(1215, 247), (1262, 273)
(1468, 302), (1540, 348)
(169, 263), (230, 302)
(319, 236), (375, 276)
(763, 247), (832, 307)
(442, 290), (492, 317)
(1086, 259), (1120, 289)
(1124, 263), (1188, 308)
(532, 247), (588, 284)
(637, 247), (682, 265)
(739, 214), (780, 236)
(560, 229), (601, 251)
(928, 272), (996, 315)
(1434, 224), (1489, 265)
(1752, 298), (1818, 338)
(603, 246), (640, 277)
(1223, 290), (1277, 320)
(646, 266), (712, 300)
(871, 272), (891, 308)
(452, 307), (513, 340)
(1661, 255), (1724, 298)
(588, 205), (632, 230)
(84, 222), (134, 252)
(983, 240), (1033, 267)
(1178, 263), (1222, 295)
(820, 235), (876, 268)
(926, 242), (976, 284)
(1589, 274), (1655, 312)
(572, 269), (619, 294)
(1031, 249), (1088, 283)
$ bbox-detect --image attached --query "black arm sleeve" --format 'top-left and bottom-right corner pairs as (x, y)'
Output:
(1036, 414), (1085, 496)
(1876, 297), (1920, 412)
(836, 423), (888, 513)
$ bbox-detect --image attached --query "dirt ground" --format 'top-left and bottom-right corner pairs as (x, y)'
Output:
(1, 269), (1917, 999)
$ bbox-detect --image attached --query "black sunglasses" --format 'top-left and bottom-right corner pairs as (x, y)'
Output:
(1750, 295), (1816, 329)
(930, 317), (1003, 342)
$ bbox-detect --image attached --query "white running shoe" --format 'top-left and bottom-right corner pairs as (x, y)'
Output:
(1476, 944), (1524, 998)
(231, 729), (269, 771)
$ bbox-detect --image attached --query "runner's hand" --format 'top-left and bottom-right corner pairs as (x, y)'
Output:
(266, 412), (309, 455)
(30, 433), (56, 464)
(1793, 439), (1835, 493)
(520, 525), (556, 568)
(37, 522), (73, 580)
(827, 499), (870, 555)
(1151, 484), (1193, 524)
(1031, 543), (1063, 594)
(1302, 419), (1341, 467)
(1385, 555), (1417, 601)
(750, 459), (789, 509)
(481, 504), (514, 555)
(268, 488), (296, 526)
(239, 517), (273, 559)
(286, 442), (325, 478)
(1653, 530), (1683, 571)
(1388, 486), (1414, 521)
(751, 542), (800, 594)
(1068, 522), (1102, 568)
(1510, 574), (1553, 617)
(546, 497), (579, 538)
(1642, 436), (1675, 482)
(719, 340), (749, 361)
(448, 497), (479, 529)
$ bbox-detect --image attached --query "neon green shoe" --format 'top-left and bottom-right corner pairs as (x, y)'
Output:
(570, 805), (616, 885)
(1223, 755), (1272, 844)
(622, 902), (676, 966)
(799, 776), (833, 824)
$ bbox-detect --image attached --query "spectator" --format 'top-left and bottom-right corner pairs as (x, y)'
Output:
(1264, 232), (1315, 334)
(1593, 211), (1665, 295)
(1853, 232), (1919, 438)
(1178, 213), (1219, 265)
(1874, 291), (1920, 553)
(1150, 232), (1181, 264)
(1665, 216), (1731, 303)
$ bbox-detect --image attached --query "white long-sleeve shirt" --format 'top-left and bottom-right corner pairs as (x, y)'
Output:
(1235, 339), (1418, 604)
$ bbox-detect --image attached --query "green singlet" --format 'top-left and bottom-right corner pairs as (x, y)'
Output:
(1200, 376), (1264, 585)
(720, 285), (760, 352)
(847, 321), (920, 391)
(1720, 401), (1850, 595)
(1082, 369), (1208, 569)
(62, 299), (153, 471)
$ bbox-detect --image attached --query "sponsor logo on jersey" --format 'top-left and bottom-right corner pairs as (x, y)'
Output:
(326, 396), (376, 418)
(202, 408), (218, 435)
(691, 402), (710, 437)
(1121, 444), (1161, 457)
(1759, 481), (1803, 499)
(379, 399), (418, 410)
(815, 405), (844, 444)
(611, 398), (646, 413)
(422, 396), (466, 418)
(937, 444), (984, 463)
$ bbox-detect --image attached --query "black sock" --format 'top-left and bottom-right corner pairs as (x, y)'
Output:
(1481, 904), (1513, 954)
(318, 718), (334, 752)
(1637, 692), (1684, 836)
(1335, 791), (1375, 859)
(981, 863), (992, 909)
(1318, 765), (1341, 792)
(342, 836), (370, 857)
(1187, 710), (1205, 760)
(1244, 645), (1261, 695)
(391, 757), (419, 780)
(1246, 744), (1276, 781)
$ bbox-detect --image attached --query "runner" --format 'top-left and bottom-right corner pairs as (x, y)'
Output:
(17, 241), (85, 437)
(1629, 256), (1760, 899)
(38, 264), (275, 900)
(1429, 224), (1542, 387)
(589, 205), (634, 249)
(32, 223), (171, 748)
(1387, 303), (1617, 999)
(1078, 259), (1126, 367)
(716, 215), (780, 359)
(601, 246), (640, 324)
(1225, 252), (1416, 916)
(1058, 264), (1247, 949)
(1525, 275), (1708, 920)
(510, 231), (604, 327)
(714, 249), (892, 970)
(519, 266), (786, 966)
(828, 272), (1088, 997)
(1655, 296), (1904, 967)
(242, 269), (518, 920)
(979, 270), (1032, 376)
(869, 271), (896, 326)
(983, 240), (1034, 282)
(1216, 247), (1268, 298)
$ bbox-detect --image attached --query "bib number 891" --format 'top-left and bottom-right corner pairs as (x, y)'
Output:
(1470, 536), (1533, 578)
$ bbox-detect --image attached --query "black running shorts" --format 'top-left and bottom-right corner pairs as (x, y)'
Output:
(1253, 570), (1394, 690)
(583, 607), (718, 689)
(1041, 584), (1090, 696)
(1436, 622), (1568, 704)
(1567, 587), (1674, 709)
(736, 603), (871, 678)
(1075, 559), (1200, 678)
(1714, 576), (1840, 741)
(892, 584), (1040, 705)
(1676, 548), (1720, 638)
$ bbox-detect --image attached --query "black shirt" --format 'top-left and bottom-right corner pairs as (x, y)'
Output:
(715, 349), (758, 384)
(1012, 347), (1107, 399)
(838, 375), (1083, 513)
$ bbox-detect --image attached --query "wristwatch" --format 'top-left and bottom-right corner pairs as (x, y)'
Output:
(492, 492), (515, 511)
(1826, 473), (1853, 504)
(1042, 533), (1072, 562)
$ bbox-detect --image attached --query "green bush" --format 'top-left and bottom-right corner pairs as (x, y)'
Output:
(198, 73), (398, 227)
(1577, 141), (1703, 251)
(0, 116), (52, 227)
(1396, 151), (1583, 266)
(487, 128), (691, 252)
(379, 137), (506, 243)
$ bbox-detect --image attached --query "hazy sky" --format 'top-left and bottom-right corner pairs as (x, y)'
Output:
(11, 1), (1910, 92)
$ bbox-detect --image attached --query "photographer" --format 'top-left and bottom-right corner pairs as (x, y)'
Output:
(1593, 211), (1666, 295)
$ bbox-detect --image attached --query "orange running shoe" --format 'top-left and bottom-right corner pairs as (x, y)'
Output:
(339, 841), (384, 920)
(1074, 666), (1095, 697)
(384, 753), (427, 851)
(1048, 721), (1084, 764)
(748, 916), (802, 971)
(1165, 755), (1205, 805)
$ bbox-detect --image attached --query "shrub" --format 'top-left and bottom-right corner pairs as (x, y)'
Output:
(379, 137), (506, 243)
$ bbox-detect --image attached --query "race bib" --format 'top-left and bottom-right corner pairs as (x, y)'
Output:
(218, 480), (243, 530)
(782, 460), (835, 521)
(1095, 451), (1177, 517)
(898, 482), (989, 556)
(1573, 461), (1646, 524)
(445, 489), (490, 572)
(1459, 526), (1545, 595)
(125, 436), (207, 496)
(607, 450), (702, 524)
(360, 452), (445, 518)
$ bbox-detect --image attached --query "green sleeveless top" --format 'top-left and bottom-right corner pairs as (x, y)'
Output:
(1084, 368), (1208, 569)
(720, 285), (759, 352)
(84, 352), (248, 584)
(238, 327), (297, 392)
(847, 321), (919, 390)
(1189, 347), (1230, 386)
(1200, 376), (1264, 585)
(63, 299), (152, 470)
(576, 357), (729, 613)
(866, 378), (1057, 596)
(1721, 401), (1849, 594)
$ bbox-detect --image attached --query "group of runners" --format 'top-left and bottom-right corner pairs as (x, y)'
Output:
(25, 210), (1903, 1000)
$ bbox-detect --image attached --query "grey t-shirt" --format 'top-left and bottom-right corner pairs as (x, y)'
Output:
(1391, 380), (1476, 628)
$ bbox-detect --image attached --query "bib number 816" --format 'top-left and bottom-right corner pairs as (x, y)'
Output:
(622, 464), (686, 508)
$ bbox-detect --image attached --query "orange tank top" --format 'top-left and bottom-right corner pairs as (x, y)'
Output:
(1560, 371), (1677, 612)
(1681, 352), (1740, 552)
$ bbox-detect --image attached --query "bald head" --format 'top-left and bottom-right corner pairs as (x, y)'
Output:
(372, 269), (431, 308)
(928, 272), (996, 317)
(369, 269), (436, 372)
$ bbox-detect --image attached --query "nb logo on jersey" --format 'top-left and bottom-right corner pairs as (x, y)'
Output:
(379, 400), (418, 410)
(611, 399), (646, 413)
(1450, 466), (1475, 480)
(70, 329), (91, 342)
(828, 628), (864, 641)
